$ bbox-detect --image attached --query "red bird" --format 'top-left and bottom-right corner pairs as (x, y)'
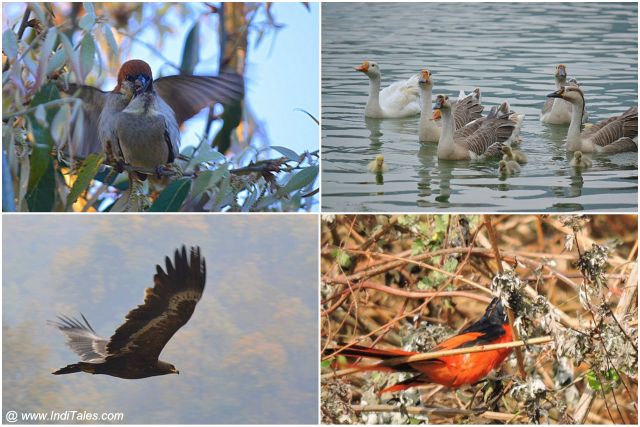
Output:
(334, 297), (513, 393)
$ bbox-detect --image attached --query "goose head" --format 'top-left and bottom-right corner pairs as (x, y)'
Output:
(573, 151), (583, 161)
(375, 154), (385, 167)
(501, 146), (513, 157)
(547, 85), (585, 107)
(433, 94), (451, 119)
(555, 64), (568, 83)
(418, 69), (433, 88)
(355, 61), (380, 79)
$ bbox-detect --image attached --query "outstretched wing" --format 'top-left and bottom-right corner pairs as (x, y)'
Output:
(154, 74), (245, 125)
(106, 246), (206, 362)
(48, 314), (108, 362)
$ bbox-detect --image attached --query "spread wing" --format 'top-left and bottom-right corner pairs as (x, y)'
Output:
(105, 246), (206, 362)
(48, 314), (108, 362)
(154, 73), (245, 125)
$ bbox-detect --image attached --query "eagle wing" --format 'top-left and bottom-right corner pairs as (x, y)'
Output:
(105, 246), (206, 362)
(48, 314), (108, 362)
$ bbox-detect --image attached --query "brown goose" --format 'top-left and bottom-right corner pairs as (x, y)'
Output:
(547, 86), (637, 153)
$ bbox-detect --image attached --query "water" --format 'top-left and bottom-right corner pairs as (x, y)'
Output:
(321, 2), (638, 212)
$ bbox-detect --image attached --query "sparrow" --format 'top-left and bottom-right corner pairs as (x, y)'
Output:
(60, 59), (244, 176)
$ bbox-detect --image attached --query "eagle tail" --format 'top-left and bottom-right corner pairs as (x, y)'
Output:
(52, 363), (81, 375)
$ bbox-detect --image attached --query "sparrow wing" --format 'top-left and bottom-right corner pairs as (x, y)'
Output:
(154, 73), (245, 125)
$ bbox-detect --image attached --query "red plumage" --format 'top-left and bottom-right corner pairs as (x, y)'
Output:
(334, 298), (513, 393)
(114, 59), (153, 91)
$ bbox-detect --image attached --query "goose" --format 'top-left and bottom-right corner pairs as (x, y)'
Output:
(501, 100), (525, 143)
(434, 95), (518, 160)
(547, 86), (638, 153)
(501, 145), (528, 164)
(569, 151), (592, 168)
(498, 159), (521, 176)
(418, 69), (484, 142)
(540, 64), (588, 124)
(355, 61), (420, 118)
(367, 154), (389, 173)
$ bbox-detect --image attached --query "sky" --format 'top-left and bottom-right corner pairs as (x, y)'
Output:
(2, 214), (318, 424)
(1, 2), (320, 157)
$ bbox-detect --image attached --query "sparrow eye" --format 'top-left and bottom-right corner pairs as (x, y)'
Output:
(126, 76), (136, 82)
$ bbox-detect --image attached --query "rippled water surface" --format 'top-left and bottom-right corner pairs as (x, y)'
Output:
(321, 2), (638, 212)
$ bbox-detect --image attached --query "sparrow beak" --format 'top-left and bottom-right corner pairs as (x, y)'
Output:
(134, 75), (151, 95)
(547, 88), (564, 99)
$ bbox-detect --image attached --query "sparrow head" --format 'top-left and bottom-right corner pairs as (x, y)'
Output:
(115, 59), (153, 97)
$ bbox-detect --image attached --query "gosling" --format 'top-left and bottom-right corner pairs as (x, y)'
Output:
(501, 145), (528, 164)
(569, 151), (592, 168)
(498, 159), (521, 176)
(368, 154), (389, 173)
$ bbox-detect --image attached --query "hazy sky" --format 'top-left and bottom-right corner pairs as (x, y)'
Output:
(2, 214), (318, 424)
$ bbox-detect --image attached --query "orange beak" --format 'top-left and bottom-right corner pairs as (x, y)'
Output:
(432, 109), (442, 120)
(419, 69), (431, 83)
(355, 62), (369, 73)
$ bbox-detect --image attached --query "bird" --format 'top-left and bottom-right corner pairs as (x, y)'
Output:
(355, 61), (420, 118)
(569, 151), (592, 168)
(49, 246), (206, 379)
(546, 86), (637, 153)
(417, 69), (483, 142)
(501, 145), (528, 164)
(59, 59), (244, 167)
(331, 297), (513, 393)
(367, 154), (389, 173)
(434, 95), (518, 160)
(540, 64), (589, 124)
(498, 159), (521, 176)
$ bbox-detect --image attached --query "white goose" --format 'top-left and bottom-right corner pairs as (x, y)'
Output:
(569, 151), (592, 168)
(540, 64), (588, 124)
(418, 69), (484, 142)
(547, 86), (637, 153)
(434, 94), (518, 160)
(355, 61), (420, 118)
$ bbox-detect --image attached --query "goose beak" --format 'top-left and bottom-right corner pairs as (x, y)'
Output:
(355, 62), (369, 73)
(547, 89), (564, 99)
(557, 65), (567, 78)
(433, 97), (444, 110)
(432, 109), (442, 120)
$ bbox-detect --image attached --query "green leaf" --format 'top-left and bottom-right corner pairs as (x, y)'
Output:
(331, 248), (351, 268)
(149, 178), (191, 212)
(282, 165), (318, 195)
(66, 153), (104, 210)
(271, 145), (300, 162)
(188, 147), (225, 168)
(26, 159), (55, 211)
(191, 167), (228, 198)
(411, 239), (425, 255)
(46, 49), (66, 75)
(180, 22), (200, 75)
(59, 33), (82, 82)
(79, 13), (96, 31)
(102, 24), (118, 54)
(2, 29), (18, 60)
(79, 33), (96, 79)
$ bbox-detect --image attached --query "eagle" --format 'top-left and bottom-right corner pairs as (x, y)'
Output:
(49, 246), (206, 379)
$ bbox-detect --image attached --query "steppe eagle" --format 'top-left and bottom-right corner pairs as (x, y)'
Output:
(49, 246), (206, 379)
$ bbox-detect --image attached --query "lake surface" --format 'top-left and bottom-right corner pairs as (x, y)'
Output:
(321, 2), (638, 212)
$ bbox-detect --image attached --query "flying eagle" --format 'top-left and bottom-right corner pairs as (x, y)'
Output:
(49, 246), (206, 379)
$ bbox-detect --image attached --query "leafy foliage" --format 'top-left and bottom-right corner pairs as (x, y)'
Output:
(2, 3), (318, 212)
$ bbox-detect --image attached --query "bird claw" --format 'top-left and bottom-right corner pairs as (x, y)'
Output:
(155, 163), (183, 179)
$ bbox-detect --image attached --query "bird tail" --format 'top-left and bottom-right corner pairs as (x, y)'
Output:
(52, 363), (81, 375)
